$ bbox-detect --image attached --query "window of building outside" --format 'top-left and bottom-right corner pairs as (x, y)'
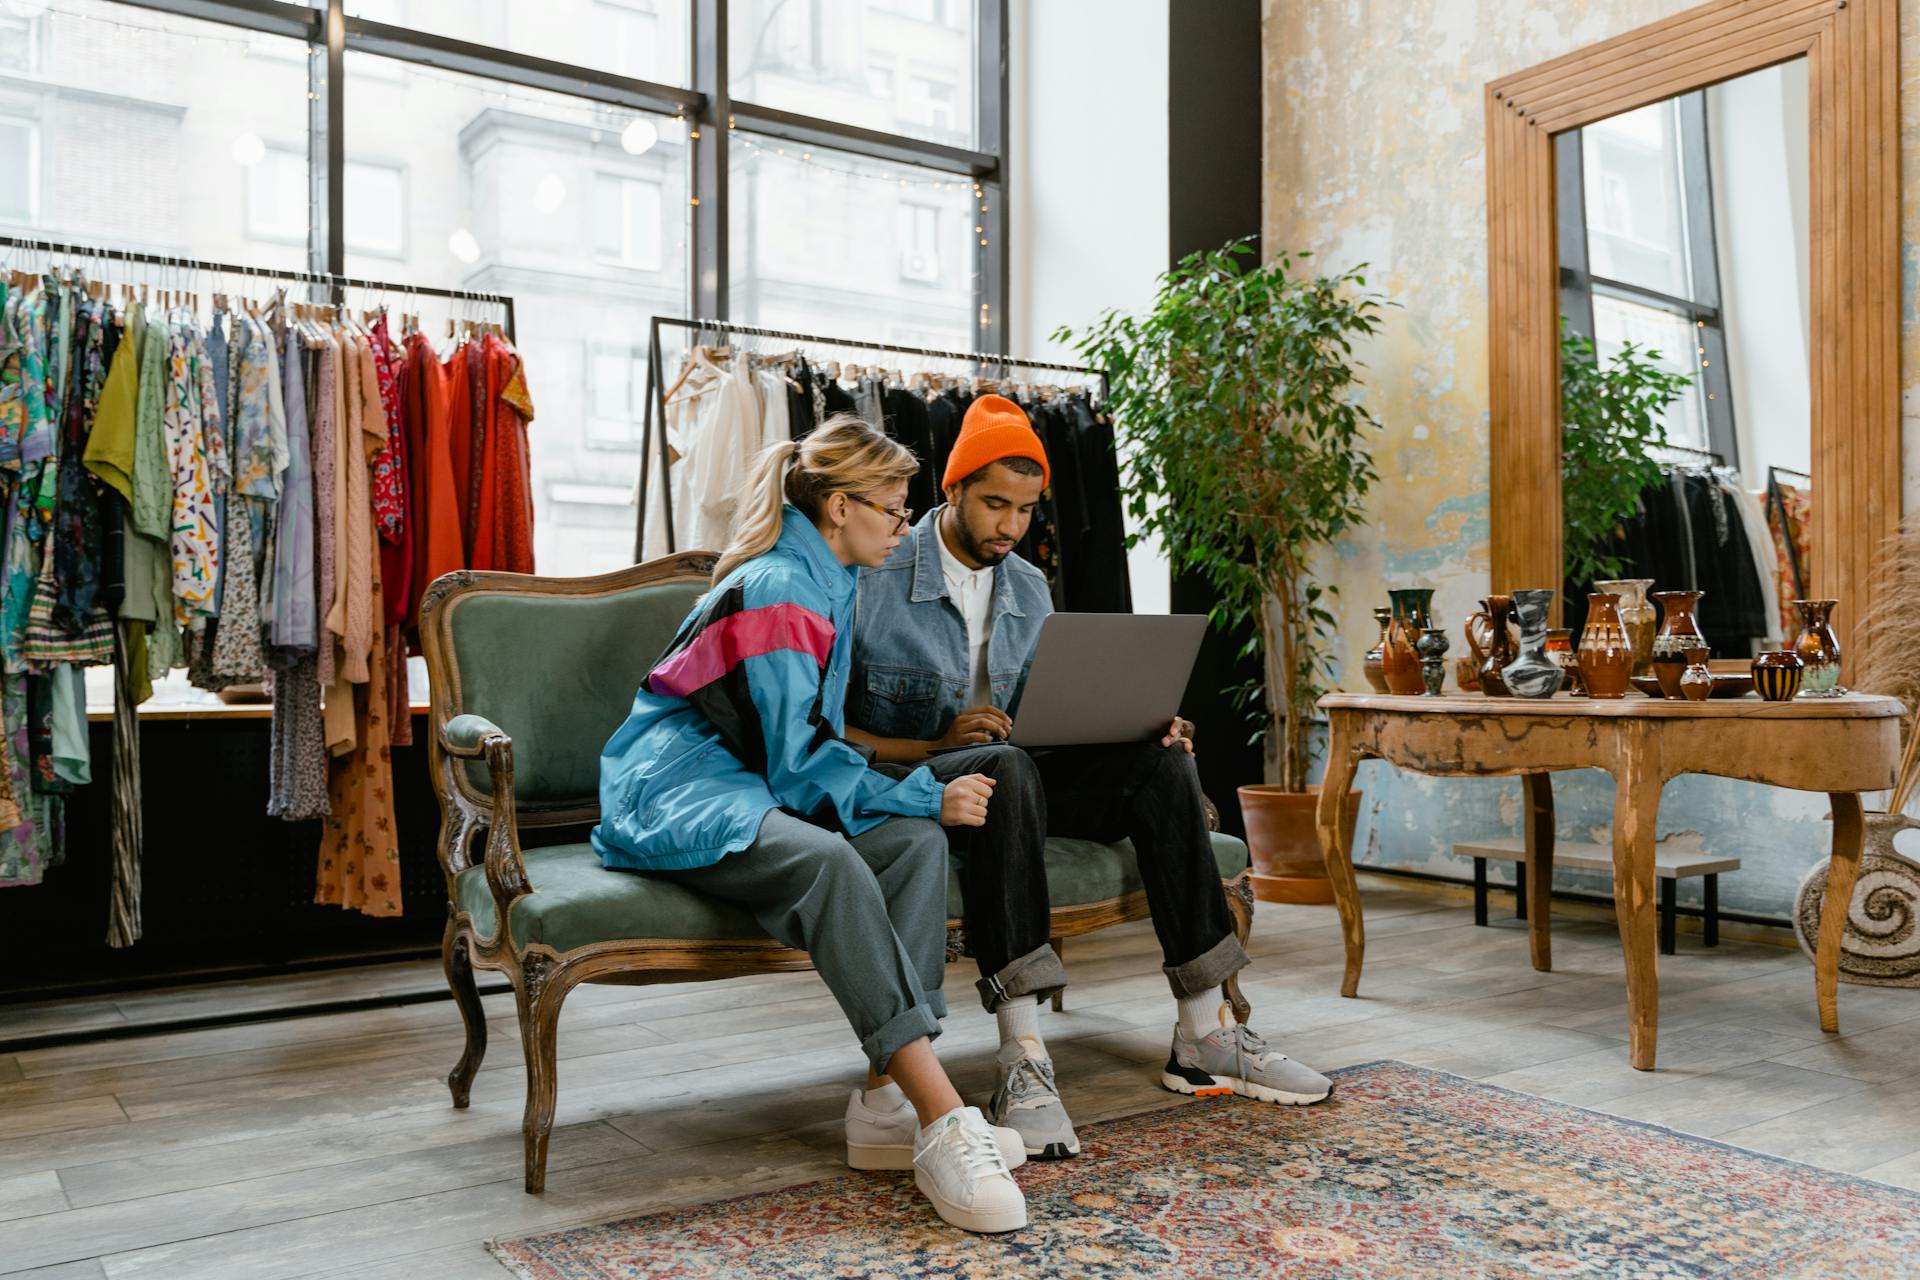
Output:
(343, 51), (690, 581)
(729, 0), (976, 148)
(728, 137), (975, 349)
(0, 0), (311, 273)
(344, 0), (690, 87)
(0, 13), (39, 72)
(1579, 98), (1714, 453)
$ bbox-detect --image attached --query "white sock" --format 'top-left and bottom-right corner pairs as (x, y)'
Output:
(863, 1079), (907, 1111)
(995, 995), (1046, 1057)
(1177, 992), (1226, 1041)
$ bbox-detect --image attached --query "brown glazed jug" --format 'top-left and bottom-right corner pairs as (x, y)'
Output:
(1791, 599), (1844, 696)
(1578, 593), (1633, 699)
(1382, 589), (1430, 696)
(1362, 606), (1392, 694)
(1651, 589), (1707, 699)
(1473, 594), (1515, 696)
(1679, 645), (1713, 701)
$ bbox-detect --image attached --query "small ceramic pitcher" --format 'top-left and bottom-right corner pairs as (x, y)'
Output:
(1383, 588), (1433, 696)
(1473, 594), (1516, 697)
(1678, 645), (1713, 701)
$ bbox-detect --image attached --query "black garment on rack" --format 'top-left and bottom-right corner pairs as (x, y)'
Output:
(787, 358), (816, 441)
(927, 390), (962, 487)
(1034, 396), (1090, 609)
(882, 386), (939, 519)
(54, 301), (107, 634)
(820, 369), (859, 422)
(95, 321), (127, 615)
(1011, 394), (1063, 601)
(1064, 395), (1132, 613)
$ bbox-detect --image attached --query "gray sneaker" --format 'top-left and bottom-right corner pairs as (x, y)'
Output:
(986, 1040), (1081, 1159)
(1163, 1018), (1333, 1105)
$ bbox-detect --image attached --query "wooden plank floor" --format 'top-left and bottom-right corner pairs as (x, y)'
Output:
(5, 876), (1920, 1278)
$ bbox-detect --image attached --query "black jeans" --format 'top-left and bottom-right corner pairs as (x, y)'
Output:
(926, 740), (1247, 1010)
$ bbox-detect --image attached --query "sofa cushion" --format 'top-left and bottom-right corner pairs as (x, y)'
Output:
(456, 832), (1251, 956)
(449, 578), (709, 808)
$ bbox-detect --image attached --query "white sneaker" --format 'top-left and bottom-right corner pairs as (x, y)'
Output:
(911, 1105), (1028, 1233)
(845, 1088), (1026, 1171)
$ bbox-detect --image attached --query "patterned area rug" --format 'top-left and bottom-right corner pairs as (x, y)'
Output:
(489, 1061), (1920, 1278)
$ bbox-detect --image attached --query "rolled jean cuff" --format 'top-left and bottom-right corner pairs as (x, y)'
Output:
(863, 1001), (943, 1076)
(975, 942), (1068, 1012)
(1163, 931), (1250, 999)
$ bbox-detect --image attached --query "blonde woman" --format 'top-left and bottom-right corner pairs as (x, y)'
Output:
(592, 416), (1027, 1233)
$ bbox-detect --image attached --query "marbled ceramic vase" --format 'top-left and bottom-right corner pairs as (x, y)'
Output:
(1502, 588), (1562, 698)
(1597, 578), (1658, 676)
(1383, 588), (1433, 696)
(1791, 599), (1844, 696)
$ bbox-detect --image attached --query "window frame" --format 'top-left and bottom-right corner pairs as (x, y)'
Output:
(99, 0), (1007, 351)
(1557, 90), (1738, 466)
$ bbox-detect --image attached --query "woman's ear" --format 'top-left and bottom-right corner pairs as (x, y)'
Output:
(822, 491), (851, 528)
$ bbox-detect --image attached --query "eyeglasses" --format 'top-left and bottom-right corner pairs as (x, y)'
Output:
(846, 493), (914, 534)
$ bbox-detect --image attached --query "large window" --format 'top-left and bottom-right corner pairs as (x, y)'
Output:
(22, 0), (1003, 583)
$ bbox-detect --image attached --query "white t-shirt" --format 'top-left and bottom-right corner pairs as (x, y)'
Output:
(936, 519), (996, 708)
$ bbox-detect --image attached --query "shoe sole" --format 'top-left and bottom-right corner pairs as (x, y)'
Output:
(913, 1169), (1027, 1234)
(1160, 1070), (1333, 1106)
(848, 1140), (1027, 1172)
(1024, 1139), (1080, 1159)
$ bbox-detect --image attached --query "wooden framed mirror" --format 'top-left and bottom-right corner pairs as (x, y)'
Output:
(1485, 0), (1897, 665)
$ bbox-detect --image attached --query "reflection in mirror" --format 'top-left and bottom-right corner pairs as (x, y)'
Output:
(1557, 60), (1810, 661)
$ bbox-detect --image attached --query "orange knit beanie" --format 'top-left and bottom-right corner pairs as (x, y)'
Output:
(941, 394), (1050, 490)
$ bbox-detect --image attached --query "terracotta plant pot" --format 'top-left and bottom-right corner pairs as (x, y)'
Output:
(1239, 782), (1359, 905)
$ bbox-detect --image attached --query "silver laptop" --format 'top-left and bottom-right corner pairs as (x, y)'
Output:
(1009, 613), (1209, 748)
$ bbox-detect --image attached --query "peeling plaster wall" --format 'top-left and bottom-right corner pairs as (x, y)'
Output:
(1266, 0), (1919, 917)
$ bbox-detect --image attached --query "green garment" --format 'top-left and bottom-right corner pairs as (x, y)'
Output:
(82, 310), (140, 503)
(49, 665), (88, 786)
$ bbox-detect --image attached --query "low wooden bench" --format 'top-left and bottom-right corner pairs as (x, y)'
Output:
(1452, 837), (1739, 955)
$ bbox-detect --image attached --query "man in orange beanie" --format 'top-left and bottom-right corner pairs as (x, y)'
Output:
(845, 395), (1331, 1162)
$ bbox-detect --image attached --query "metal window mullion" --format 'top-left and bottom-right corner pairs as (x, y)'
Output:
(322, 0), (344, 281)
(727, 101), (996, 176)
(691, 0), (727, 320)
(1555, 129), (1594, 341)
(1678, 89), (1737, 466)
(974, 0), (1007, 354)
(105, 0), (316, 40)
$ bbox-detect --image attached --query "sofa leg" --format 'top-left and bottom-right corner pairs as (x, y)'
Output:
(443, 922), (487, 1109)
(518, 954), (561, 1194)
(1049, 937), (1065, 1012)
(1223, 871), (1256, 1025)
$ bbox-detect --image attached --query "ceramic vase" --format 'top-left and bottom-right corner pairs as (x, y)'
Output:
(1383, 588), (1433, 696)
(1791, 599), (1844, 696)
(1457, 604), (1487, 693)
(1651, 589), (1707, 699)
(1578, 592), (1634, 699)
(1597, 577), (1657, 676)
(1416, 621), (1451, 696)
(1474, 594), (1516, 696)
(1362, 606), (1392, 694)
(1545, 628), (1582, 695)
(1503, 588), (1562, 698)
(1678, 645), (1713, 701)
(1752, 649), (1805, 702)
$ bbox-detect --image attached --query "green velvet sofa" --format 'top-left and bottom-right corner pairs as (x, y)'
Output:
(420, 551), (1255, 1193)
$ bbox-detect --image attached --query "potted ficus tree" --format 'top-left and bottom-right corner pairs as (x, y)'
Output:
(1060, 239), (1389, 903)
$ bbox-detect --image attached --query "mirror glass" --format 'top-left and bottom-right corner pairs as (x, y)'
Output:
(1556, 59), (1809, 658)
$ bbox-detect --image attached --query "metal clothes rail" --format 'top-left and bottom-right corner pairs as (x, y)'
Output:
(636, 314), (1107, 561)
(0, 233), (517, 341)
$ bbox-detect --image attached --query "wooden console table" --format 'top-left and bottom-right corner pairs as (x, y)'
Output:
(1315, 692), (1902, 1070)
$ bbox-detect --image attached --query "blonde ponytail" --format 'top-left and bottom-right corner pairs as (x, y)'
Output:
(711, 415), (918, 583)
(712, 439), (799, 583)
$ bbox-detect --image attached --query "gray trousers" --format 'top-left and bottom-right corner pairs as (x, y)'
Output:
(669, 809), (950, 1074)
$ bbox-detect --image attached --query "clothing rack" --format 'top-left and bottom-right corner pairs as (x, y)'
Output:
(0, 233), (516, 342)
(1766, 464), (1811, 600)
(636, 315), (1109, 561)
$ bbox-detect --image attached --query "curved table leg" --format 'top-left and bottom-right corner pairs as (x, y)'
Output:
(1609, 738), (1663, 1071)
(1816, 792), (1866, 1034)
(1318, 723), (1367, 999)
(1522, 772), (1554, 972)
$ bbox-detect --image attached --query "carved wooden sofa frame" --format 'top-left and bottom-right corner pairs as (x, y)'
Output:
(420, 552), (1255, 1193)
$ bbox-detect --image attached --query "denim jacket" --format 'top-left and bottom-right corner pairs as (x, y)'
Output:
(591, 508), (945, 872)
(849, 506), (1054, 742)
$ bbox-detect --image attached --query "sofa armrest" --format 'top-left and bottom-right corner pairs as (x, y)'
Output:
(438, 713), (534, 951)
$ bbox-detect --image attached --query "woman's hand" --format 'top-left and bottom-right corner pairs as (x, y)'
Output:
(938, 706), (1013, 749)
(940, 773), (996, 827)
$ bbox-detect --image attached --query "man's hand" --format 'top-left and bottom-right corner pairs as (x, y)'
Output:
(940, 773), (996, 827)
(938, 706), (1013, 749)
(1161, 715), (1196, 754)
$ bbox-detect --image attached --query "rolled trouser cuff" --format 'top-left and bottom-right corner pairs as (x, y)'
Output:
(863, 1000), (944, 1076)
(975, 942), (1068, 1012)
(1163, 931), (1250, 999)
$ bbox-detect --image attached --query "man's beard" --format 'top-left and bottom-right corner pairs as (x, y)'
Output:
(959, 515), (1013, 566)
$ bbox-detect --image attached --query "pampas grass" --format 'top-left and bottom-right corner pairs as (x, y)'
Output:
(1853, 510), (1920, 812)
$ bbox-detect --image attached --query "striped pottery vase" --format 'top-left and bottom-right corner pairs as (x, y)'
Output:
(1753, 650), (1805, 702)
